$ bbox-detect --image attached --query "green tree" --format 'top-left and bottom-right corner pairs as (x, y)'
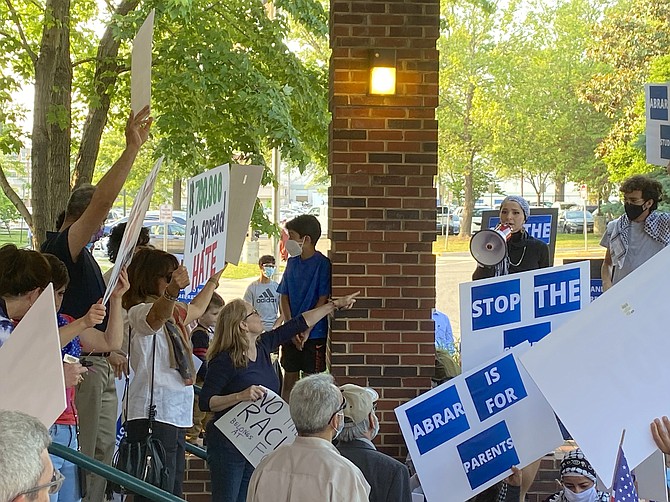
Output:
(0, 0), (328, 246)
(437, 0), (499, 236)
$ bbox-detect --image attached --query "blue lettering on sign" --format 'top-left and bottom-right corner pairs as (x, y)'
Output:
(471, 279), (521, 331)
(503, 322), (552, 349)
(457, 421), (520, 490)
(650, 86), (669, 121)
(534, 268), (581, 318)
(404, 385), (469, 455)
(590, 279), (603, 302)
(661, 125), (670, 160)
(178, 284), (202, 304)
(466, 353), (528, 421)
(489, 215), (552, 245)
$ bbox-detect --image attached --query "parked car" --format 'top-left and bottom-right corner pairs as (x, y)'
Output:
(471, 207), (493, 234)
(104, 210), (187, 235)
(436, 206), (460, 235)
(558, 210), (594, 233)
(100, 218), (186, 255)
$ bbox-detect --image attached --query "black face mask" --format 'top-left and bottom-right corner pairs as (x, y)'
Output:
(624, 202), (647, 221)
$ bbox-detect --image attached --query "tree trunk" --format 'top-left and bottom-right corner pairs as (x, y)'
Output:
(73, 0), (141, 188)
(554, 175), (565, 202)
(172, 177), (182, 210)
(31, 0), (70, 247)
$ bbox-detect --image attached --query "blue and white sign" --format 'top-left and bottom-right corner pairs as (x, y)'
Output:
(466, 354), (528, 421)
(457, 421), (520, 490)
(645, 83), (670, 167)
(404, 385), (469, 455)
(482, 208), (559, 264)
(395, 345), (563, 502)
(460, 261), (590, 371)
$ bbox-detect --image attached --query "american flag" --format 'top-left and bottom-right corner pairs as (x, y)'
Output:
(610, 446), (638, 502)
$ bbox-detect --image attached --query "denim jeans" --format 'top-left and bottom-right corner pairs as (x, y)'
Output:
(207, 422), (254, 502)
(49, 424), (81, 502)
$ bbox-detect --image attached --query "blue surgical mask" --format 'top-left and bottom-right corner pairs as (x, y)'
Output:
(262, 266), (276, 278)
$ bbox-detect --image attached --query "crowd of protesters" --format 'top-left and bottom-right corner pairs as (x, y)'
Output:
(1, 107), (670, 502)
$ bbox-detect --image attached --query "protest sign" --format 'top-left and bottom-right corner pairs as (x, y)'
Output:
(460, 262), (590, 371)
(102, 156), (163, 304)
(396, 344), (563, 502)
(215, 389), (296, 467)
(645, 83), (670, 167)
(131, 9), (154, 114)
(226, 165), (264, 265)
(519, 245), (670, 486)
(0, 285), (66, 427)
(184, 165), (230, 293)
(481, 208), (559, 264)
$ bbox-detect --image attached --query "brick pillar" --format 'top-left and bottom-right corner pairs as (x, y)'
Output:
(329, 0), (439, 459)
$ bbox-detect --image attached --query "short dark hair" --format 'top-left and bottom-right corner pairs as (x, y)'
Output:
(43, 254), (69, 291)
(65, 184), (96, 221)
(285, 214), (321, 244)
(258, 255), (276, 266)
(620, 175), (664, 211)
(0, 245), (51, 297)
(107, 223), (151, 263)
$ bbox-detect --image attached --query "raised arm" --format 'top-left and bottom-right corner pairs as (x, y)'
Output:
(79, 270), (130, 352)
(66, 107), (152, 260)
(184, 268), (225, 325)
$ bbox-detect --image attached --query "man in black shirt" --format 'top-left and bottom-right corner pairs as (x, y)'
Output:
(41, 106), (152, 502)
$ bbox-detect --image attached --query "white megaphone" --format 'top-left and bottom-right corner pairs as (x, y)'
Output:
(469, 224), (513, 267)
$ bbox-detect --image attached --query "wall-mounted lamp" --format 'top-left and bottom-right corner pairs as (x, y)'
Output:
(369, 49), (396, 95)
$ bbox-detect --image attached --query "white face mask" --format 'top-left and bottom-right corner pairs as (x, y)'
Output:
(371, 414), (380, 440)
(285, 237), (305, 257)
(563, 485), (597, 502)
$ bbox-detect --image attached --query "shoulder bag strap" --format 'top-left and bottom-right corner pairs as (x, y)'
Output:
(147, 332), (157, 433)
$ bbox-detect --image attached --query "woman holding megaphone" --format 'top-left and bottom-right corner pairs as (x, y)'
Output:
(472, 195), (550, 280)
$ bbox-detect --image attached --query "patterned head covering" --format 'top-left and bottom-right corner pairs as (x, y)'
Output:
(501, 195), (530, 221)
(560, 449), (597, 483)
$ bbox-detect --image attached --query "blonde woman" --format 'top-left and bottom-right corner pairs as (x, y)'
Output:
(200, 292), (359, 502)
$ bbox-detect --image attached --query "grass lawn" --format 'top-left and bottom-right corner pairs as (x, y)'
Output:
(0, 230), (31, 247)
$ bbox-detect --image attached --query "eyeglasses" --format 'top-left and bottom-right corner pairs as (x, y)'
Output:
(329, 397), (347, 423)
(623, 197), (647, 205)
(244, 309), (259, 320)
(19, 468), (64, 496)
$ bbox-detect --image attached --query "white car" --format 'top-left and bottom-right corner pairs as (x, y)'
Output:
(471, 207), (493, 234)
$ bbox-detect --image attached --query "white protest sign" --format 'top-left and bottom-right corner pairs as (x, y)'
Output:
(633, 450), (668, 502)
(103, 156), (163, 304)
(519, 245), (670, 487)
(645, 83), (670, 167)
(395, 344), (563, 502)
(0, 285), (66, 427)
(215, 389), (296, 467)
(131, 9), (154, 114)
(226, 165), (264, 265)
(184, 165), (230, 293)
(460, 262), (590, 371)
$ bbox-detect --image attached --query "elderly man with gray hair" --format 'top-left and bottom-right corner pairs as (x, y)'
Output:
(246, 374), (370, 502)
(0, 410), (62, 502)
(336, 384), (412, 502)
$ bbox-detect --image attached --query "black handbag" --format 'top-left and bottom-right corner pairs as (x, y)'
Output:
(108, 334), (171, 496)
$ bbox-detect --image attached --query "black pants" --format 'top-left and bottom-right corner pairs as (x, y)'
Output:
(125, 419), (186, 499)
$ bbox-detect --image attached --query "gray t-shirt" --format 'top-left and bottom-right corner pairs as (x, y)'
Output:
(601, 220), (665, 284)
(244, 280), (280, 331)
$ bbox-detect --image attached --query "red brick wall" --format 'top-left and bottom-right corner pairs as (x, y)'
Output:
(329, 0), (440, 459)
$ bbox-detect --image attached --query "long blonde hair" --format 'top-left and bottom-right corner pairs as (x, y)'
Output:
(207, 299), (251, 368)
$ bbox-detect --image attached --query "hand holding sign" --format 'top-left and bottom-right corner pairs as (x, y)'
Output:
(82, 301), (106, 329)
(239, 385), (267, 402)
(167, 265), (190, 297)
(125, 105), (153, 151)
(651, 417), (670, 455)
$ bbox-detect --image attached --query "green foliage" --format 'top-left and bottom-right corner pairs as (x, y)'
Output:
(0, 192), (20, 233)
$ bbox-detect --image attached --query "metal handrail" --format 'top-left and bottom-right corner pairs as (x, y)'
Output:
(48, 443), (185, 502)
(184, 441), (207, 459)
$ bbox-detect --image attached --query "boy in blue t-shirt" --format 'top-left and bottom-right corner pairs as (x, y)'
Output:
(278, 214), (331, 400)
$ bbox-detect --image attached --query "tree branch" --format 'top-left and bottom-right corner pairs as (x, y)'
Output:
(72, 56), (100, 67)
(4, 0), (38, 64)
(0, 162), (32, 228)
